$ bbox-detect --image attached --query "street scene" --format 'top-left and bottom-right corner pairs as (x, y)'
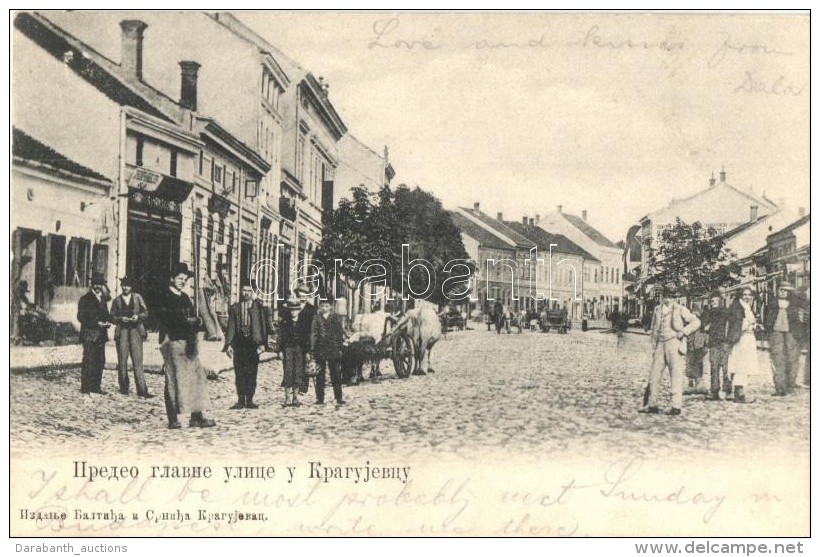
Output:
(10, 326), (810, 460)
(9, 10), (809, 538)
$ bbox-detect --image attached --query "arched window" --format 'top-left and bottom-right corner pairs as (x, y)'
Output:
(217, 218), (225, 244)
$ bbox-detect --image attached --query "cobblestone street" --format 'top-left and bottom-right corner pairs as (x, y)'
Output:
(10, 327), (809, 463)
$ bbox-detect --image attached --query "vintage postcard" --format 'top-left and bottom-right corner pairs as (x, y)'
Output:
(8, 10), (810, 540)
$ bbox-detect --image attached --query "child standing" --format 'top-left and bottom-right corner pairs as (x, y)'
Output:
(279, 297), (304, 407)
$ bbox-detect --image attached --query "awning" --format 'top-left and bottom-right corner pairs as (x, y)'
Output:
(155, 175), (195, 203)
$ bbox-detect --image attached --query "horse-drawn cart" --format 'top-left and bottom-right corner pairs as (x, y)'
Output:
(540, 308), (571, 334)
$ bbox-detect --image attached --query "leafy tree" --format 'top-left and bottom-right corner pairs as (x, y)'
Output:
(647, 217), (742, 299)
(316, 184), (473, 304)
(391, 185), (474, 304)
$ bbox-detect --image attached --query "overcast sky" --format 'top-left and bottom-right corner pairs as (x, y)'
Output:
(245, 11), (809, 242)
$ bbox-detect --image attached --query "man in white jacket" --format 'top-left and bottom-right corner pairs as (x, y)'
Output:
(641, 283), (701, 416)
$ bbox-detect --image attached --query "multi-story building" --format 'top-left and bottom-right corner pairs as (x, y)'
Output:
(13, 12), (269, 333)
(336, 134), (395, 204)
(539, 206), (624, 319)
(448, 207), (518, 318)
(453, 205), (539, 313)
(209, 13), (348, 302)
(633, 170), (777, 295)
(504, 217), (598, 320)
(44, 10), (290, 308)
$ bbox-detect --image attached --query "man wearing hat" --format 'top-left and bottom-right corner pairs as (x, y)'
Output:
(110, 276), (152, 398)
(223, 281), (270, 409)
(701, 291), (732, 401)
(309, 295), (349, 406)
(155, 262), (215, 429)
(641, 282), (701, 415)
(77, 275), (113, 394)
(765, 280), (803, 396)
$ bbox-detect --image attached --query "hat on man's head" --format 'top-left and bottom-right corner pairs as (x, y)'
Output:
(708, 290), (722, 300)
(319, 294), (335, 305)
(779, 281), (795, 291)
(120, 276), (134, 287)
(660, 282), (680, 296)
(91, 274), (107, 286)
(295, 283), (311, 295)
(285, 296), (302, 310)
(170, 262), (195, 278)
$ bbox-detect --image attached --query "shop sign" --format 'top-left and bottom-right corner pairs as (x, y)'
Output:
(127, 167), (162, 192)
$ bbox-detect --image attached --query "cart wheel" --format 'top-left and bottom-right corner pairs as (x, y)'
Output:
(392, 333), (416, 379)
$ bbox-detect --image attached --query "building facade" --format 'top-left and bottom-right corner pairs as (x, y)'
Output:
(539, 206), (623, 319)
(13, 12), (270, 337)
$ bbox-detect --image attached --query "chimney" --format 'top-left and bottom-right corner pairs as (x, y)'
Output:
(497, 212), (503, 221)
(582, 209), (588, 221)
(529, 218), (535, 226)
(179, 61), (201, 111)
(557, 205), (563, 213)
(750, 205), (759, 222)
(719, 167), (726, 183)
(535, 214), (540, 225)
(120, 20), (148, 80)
(473, 202), (480, 211)
(709, 172), (716, 187)
(522, 216), (528, 225)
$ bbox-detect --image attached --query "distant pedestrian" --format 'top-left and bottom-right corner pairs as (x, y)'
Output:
(640, 283), (701, 416)
(310, 296), (348, 406)
(223, 283), (269, 409)
(278, 296), (304, 407)
(701, 291), (731, 401)
(764, 281), (803, 396)
(77, 275), (113, 394)
(110, 276), (153, 398)
(610, 305), (627, 347)
(493, 300), (503, 333)
(156, 263), (215, 429)
(726, 287), (760, 404)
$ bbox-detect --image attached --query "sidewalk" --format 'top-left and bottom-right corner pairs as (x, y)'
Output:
(9, 332), (278, 374)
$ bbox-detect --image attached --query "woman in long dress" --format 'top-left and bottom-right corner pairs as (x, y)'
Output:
(726, 287), (759, 403)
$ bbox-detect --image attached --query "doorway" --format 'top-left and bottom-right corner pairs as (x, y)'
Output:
(127, 218), (180, 330)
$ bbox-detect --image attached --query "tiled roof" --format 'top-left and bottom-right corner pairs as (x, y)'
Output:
(15, 11), (178, 123)
(504, 221), (600, 262)
(562, 213), (619, 249)
(459, 208), (536, 249)
(449, 211), (515, 251)
(12, 128), (110, 183)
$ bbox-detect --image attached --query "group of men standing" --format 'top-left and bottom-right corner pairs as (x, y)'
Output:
(641, 280), (809, 416)
(77, 265), (351, 430)
(77, 275), (151, 398)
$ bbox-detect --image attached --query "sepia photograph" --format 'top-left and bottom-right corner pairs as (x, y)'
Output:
(7, 8), (811, 543)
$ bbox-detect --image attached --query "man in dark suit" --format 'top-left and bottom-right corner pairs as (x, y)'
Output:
(223, 282), (269, 409)
(310, 295), (349, 406)
(77, 275), (113, 394)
